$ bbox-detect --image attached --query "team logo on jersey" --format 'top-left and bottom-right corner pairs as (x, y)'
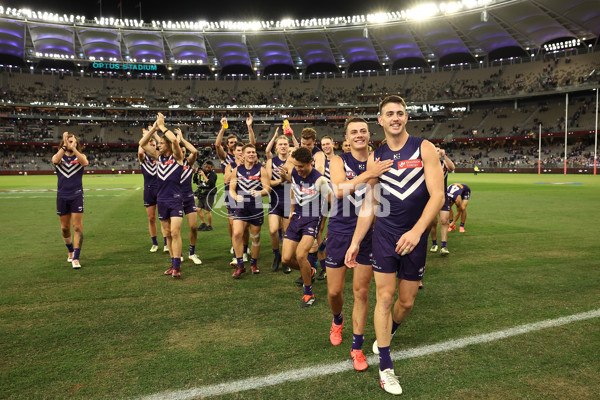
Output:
(393, 153), (403, 160)
(247, 175), (260, 180)
(69, 159), (80, 165)
(346, 171), (356, 179)
(359, 164), (366, 170)
(397, 159), (423, 169)
(163, 159), (174, 165)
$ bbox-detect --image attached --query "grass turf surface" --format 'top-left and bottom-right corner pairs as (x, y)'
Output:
(0, 173), (599, 399)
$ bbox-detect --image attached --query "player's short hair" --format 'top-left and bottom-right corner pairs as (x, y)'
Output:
(242, 143), (256, 152)
(320, 135), (333, 143)
(301, 128), (317, 141)
(276, 135), (290, 144)
(234, 141), (244, 149)
(344, 116), (369, 132)
(204, 160), (213, 166)
(226, 134), (238, 142)
(378, 95), (407, 114)
(291, 146), (313, 164)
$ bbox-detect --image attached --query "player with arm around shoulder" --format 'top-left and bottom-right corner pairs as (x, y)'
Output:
(345, 96), (444, 395)
(325, 117), (393, 371)
(52, 132), (89, 269)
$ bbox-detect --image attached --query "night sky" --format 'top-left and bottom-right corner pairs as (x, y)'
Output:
(5, 0), (416, 22)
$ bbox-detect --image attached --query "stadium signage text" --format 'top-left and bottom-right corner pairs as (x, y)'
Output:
(91, 62), (158, 71)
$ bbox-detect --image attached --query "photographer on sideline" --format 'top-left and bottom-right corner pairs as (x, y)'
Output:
(194, 161), (217, 231)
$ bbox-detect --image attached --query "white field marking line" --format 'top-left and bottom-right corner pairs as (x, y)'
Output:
(138, 308), (600, 400)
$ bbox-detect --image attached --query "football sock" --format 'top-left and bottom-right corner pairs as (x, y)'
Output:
(236, 257), (244, 267)
(307, 252), (317, 268)
(303, 284), (313, 296)
(151, 236), (158, 246)
(173, 257), (181, 270)
(460, 222), (465, 227)
(378, 346), (393, 371)
(66, 243), (74, 253)
(244, 244), (248, 254)
(251, 258), (257, 266)
(352, 334), (364, 351)
(163, 237), (167, 246)
(189, 245), (195, 256)
(391, 320), (401, 335)
(431, 240), (437, 246)
(73, 248), (81, 260)
(441, 241), (447, 248)
(272, 248), (280, 257)
(333, 312), (343, 325)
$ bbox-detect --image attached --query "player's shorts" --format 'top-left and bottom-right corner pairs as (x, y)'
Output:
(324, 229), (372, 269)
(182, 194), (196, 215)
(371, 224), (428, 281)
(233, 204), (264, 226)
(441, 195), (450, 212)
(197, 193), (215, 211)
(284, 213), (322, 243)
(143, 185), (158, 207)
(158, 200), (184, 220)
(57, 193), (84, 215)
(268, 200), (286, 217)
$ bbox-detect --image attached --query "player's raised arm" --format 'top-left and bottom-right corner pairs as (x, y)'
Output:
(246, 113), (256, 145)
(214, 117), (228, 161)
(177, 128), (198, 165)
(265, 127), (279, 160)
(140, 122), (160, 160)
(52, 132), (69, 165)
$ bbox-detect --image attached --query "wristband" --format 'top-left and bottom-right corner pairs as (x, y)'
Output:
(61, 146), (67, 151)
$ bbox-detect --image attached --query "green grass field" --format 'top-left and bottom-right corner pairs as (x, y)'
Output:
(1, 173), (599, 399)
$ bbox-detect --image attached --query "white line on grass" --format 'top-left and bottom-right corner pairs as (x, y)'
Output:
(139, 308), (600, 400)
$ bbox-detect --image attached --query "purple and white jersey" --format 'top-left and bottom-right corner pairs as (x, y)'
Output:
(220, 152), (236, 174)
(324, 157), (331, 181)
(157, 154), (183, 202)
(180, 159), (194, 197)
(270, 155), (287, 199)
(140, 155), (157, 188)
(236, 163), (263, 199)
(447, 183), (470, 201)
(327, 152), (368, 234)
(374, 136), (429, 233)
(441, 159), (449, 189)
(55, 154), (84, 196)
(291, 168), (326, 217)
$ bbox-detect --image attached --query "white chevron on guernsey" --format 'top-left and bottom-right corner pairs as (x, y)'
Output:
(141, 158), (157, 175)
(180, 163), (193, 184)
(380, 174), (426, 201)
(158, 156), (180, 181)
(55, 163), (82, 178)
(292, 185), (320, 206)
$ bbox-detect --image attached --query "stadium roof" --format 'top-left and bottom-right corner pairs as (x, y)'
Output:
(0, 0), (598, 72)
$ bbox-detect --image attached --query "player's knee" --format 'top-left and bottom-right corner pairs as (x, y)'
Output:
(61, 227), (70, 237)
(148, 214), (156, 224)
(281, 252), (293, 265)
(377, 291), (396, 309)
(397, 298), (415, 313)
(353, 286), (369, 304)
(73, 225), (83, 235)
